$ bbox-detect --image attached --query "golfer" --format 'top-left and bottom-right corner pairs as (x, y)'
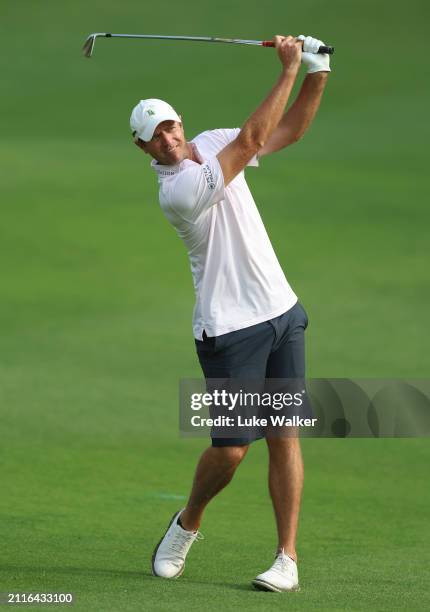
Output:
(130, 35), (330, 592)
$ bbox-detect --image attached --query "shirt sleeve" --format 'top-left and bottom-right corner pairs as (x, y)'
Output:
(207, 128), (259, 168)
(164, 157), (225, 223)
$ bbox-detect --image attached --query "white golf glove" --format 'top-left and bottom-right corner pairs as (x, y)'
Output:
(297, 35), (331, 74)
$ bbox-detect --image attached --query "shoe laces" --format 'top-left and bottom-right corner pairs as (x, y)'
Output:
(273, 550), (295, 573)
(169, 529), (204, 559)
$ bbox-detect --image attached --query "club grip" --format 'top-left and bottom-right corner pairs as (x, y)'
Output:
(262, 40), (335, 54)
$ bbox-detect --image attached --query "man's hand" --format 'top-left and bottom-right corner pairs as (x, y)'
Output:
(274, 35), (302, 72)
(297, 35), (331, 74)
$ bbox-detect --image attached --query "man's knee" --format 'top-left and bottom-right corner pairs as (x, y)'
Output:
(266, 434), (301, 455)
(215, 444), (249, 468)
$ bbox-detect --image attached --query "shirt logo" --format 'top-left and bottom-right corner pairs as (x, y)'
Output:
(202, 164), (215, 190)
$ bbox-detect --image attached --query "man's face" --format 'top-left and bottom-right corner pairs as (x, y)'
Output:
(137, 120), (189, 165)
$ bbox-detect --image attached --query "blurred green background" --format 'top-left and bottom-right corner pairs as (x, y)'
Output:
(1, 1), (429, 610)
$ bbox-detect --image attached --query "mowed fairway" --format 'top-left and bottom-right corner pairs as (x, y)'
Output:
(1, 1), (430, 610)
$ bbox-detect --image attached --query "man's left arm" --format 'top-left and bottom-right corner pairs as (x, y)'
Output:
(259, 35), (330, 157)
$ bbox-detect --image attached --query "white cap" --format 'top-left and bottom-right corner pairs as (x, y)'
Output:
(130, 98), (181, 142)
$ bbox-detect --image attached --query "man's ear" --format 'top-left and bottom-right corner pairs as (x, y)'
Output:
(134, 137), (147, 152)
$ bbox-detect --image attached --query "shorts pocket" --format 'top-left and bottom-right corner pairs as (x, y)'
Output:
(195, 331), (216, 355)
(213, 332), (229, 352)
(297, 302), (309, 329)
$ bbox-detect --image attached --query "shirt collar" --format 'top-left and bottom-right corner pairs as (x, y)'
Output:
(151, 142), (202, 178)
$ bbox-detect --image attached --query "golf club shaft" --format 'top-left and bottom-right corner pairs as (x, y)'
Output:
(82, 33), (335, 57)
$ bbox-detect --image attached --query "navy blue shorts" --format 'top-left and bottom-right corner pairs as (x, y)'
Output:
(195, 301), (309, 447)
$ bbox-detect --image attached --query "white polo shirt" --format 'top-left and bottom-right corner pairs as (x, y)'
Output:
(152, 128), (297, 340)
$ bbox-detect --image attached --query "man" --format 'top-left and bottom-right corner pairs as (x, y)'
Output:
(130, 35), (330, 592)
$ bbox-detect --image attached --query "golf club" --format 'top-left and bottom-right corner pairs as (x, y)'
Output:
(82, 33), (335, 59)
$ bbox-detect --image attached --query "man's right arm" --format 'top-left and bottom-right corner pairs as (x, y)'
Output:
(217, 35), (302, 186)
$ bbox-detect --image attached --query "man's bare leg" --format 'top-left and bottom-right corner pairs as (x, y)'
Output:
(266, 435), (304, 562)
(180, 445), (249, 531)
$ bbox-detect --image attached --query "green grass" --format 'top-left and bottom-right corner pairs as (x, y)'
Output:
(1, 0), (430, 609)
(2, 436), (430, 610)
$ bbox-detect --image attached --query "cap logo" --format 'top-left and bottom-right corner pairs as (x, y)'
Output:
(146, 109), (156, 116)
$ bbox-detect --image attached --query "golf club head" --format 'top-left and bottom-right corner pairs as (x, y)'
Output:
(82, 34), (96, 58)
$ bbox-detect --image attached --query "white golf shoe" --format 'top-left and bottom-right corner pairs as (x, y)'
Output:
(252, 551), (300, 592)
(151, 509), (203, 579)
